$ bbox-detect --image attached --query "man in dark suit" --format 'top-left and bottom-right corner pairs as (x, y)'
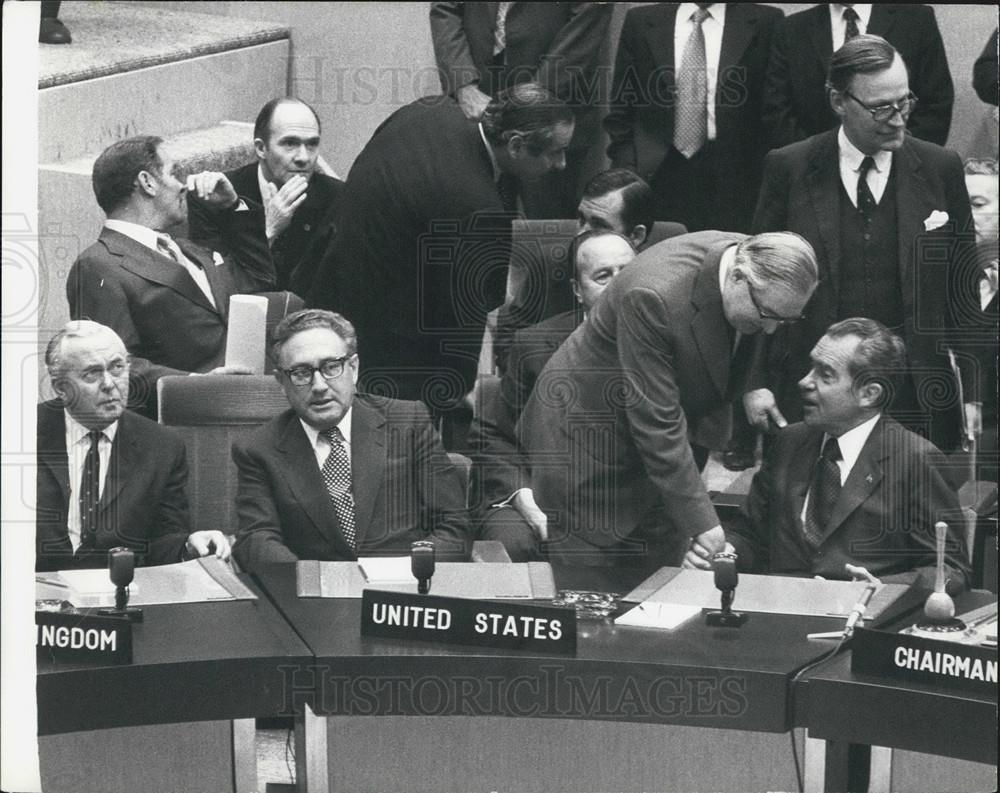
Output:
(37, 321), (230, 572)
(430, 2), (612, 218)
(763, 4), (953, 150)
(518, 231), (819, 568)
(309, 84), (574, 423)
(187, 98), (345, 296)
(706, 319), (971, 592)
(473, 230), (637, 560)
(232, 310), (471, 572)
(604, 2), (782, 232)
(752, 35), (980, 454)
(67, 135), (277, 413)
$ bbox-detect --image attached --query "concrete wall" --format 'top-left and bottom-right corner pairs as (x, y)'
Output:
(133, 2), (998, 171)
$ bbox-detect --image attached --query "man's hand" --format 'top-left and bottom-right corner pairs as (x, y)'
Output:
(191, 365), (254, 376)
(681, 527), (728, 569)
(743, 388), (787, 433)
(262, 176), (309, 241)
(185, 530), (231, 561)
(186, 172), (238, 209)
(511, 488), (548, 542)
(456, 83), (491, 120)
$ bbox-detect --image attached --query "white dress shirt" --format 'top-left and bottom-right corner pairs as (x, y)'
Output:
(300, 407), (354, 471)
(801, 413), (880, 521)
(838, 127), (893, 207)
(674, 3), (727, 140)
(65, 412), (118, 551)
(829, 4), (873, 51)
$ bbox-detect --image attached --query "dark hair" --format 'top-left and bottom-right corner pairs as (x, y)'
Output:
(827, 34), (899, 94)
(735, 232), (819, 297)
(91, 135), (163, 215)
(271, 309), (358, 366)
(581, 168), (654, 236)
(480, 83), (573, 154)
(570, 229), (636, 280)
(253, 97), (322, 143)
(825, 317), (907, 407)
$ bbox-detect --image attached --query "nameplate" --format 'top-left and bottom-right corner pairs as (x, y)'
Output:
(361, 589), (576, 655)
(36, 610), (133, 665)
(851, 628), (997, 696)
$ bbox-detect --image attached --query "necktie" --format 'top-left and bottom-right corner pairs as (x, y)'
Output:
(493, 2), (513, 56)
(497, 172), (519, 213)
(843, 7), (861, 41)
(857, 155), (877, 222)
(156, 233), (217, 308)
(320, 427), (357, 550)
(78, 430), (102, 548)
(803, 436), (842, 547)
(673, 6), (711, 159)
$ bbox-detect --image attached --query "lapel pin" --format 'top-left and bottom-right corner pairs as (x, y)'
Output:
(865, 474), (873, 483)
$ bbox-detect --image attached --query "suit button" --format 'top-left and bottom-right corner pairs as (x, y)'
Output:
(863, 233), (871, 241)
(303, 224), (312, 232)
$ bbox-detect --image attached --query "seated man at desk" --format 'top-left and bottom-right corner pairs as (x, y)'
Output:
(37, 321), (230, 571)
(232, 309), (472, 571)
(697, 318), (971, 591)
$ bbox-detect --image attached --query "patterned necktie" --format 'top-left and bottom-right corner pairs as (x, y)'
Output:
(843, 7), (861, 41)
(857, 155), (877, 222)
(78, 430), (102, 548)
(156, 232), (217, 308)
(494, 1), (514, 56)
(320, 427), (357, 550)
(803, 436), (842, 547)
(673, 6), (711, 159)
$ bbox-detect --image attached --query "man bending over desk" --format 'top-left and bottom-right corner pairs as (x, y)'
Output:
(232, 310), (471, 572)
(688, 318), (971, 592)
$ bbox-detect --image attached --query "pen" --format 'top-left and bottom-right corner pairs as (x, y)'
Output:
(35, 576), (69, 589)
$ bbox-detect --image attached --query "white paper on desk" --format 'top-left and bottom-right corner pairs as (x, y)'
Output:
(225, 294), (269, 373)
(358, 556), (412, 584)
(57, 568), (119, 595)
(615, 602), (702, 630)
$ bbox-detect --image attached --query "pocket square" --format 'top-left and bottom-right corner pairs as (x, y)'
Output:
(212, 251), (225, 266)
(923, 210), (949, 231)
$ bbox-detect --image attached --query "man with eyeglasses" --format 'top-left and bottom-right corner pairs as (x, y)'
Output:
(231, 310), (471, 572)
(36, 321), (230, 571)
(752, 34), (980, 456)
(517, 231), (818, 568)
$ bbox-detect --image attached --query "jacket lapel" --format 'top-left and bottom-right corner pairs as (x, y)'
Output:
(806, 5), (833, 72)
(99, 414), (136, 512)
(806, 130), (843, 299)
(690, 241), (733, 400)
(717, 5), (757, 85)
(175, 239), (229, 322)
(349, 397), (386, 549)
(38, 402), (71, 506)
(789, 428), (821, 537)
(866, 4), (898, 40)
(892, 140), (936, 306)
(646, 4), (679, 74)
(821, 417), (887, 542)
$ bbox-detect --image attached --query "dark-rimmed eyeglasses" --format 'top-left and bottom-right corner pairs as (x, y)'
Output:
(843, 90), (918, 123)
(746, 281), (806, 325)
(280, 356), (354, 387)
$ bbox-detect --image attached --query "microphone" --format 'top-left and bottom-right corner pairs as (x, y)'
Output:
(99, 547), (143, 621)
(411, 540), (435, 595)
(705, 551), (746, 627)
(843, 580), (878, 638)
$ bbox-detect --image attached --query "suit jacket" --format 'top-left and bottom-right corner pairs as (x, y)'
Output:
(727, 416), (971, 592)
(471, 308), (580, 515)
(309, 96), (512, 401)
(763, 4), (954, 149)
(429, 2), (611, 150)
(232, 394), (472, 572)
(187, 162), (345, 295)
(518, 231), (747, 564)
(752, 129), (979, 443)
(604, 3), (781, 229)
(36, 401), (190, 572)
(67, 228), (276, 409)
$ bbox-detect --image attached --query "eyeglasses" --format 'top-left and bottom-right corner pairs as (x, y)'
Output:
(280, 356), (354, 387)
(75, 360), (130, 384)
(843, 90), (918, 123)
(746, 281), (806, 325)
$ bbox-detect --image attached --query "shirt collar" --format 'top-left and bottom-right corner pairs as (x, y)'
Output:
(831, 4), (873, 29)
(838, 126), (893, 175)
(64, 410), (118, 448)
(257, 163), (272, 201)
(104, 219), (160, 253)
(678, 3), (725, 25)
(827, 412), (880, 473)
(299, 405), (353, 450)
(478, 122), (502, 183)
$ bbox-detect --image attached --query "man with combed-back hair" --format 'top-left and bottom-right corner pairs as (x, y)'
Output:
(518, 231), (818, 568)
(309, 84), (574, 439)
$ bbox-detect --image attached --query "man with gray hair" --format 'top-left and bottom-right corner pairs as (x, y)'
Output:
(517, 231), (819, 568)
(36, 321), (230, 571)
(707, 318), (971, 591)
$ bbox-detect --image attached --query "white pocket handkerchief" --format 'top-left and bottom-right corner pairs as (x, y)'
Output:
(212, 251), (225, 266)
(923, 210), (949, 231)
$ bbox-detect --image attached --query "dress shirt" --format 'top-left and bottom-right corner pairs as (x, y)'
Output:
(674, 3), (727, 140)
(829, 4), (872, 51)
(838, 127), (892, 207)
(104, 219), (216, 307)
(299, 407), (354, 470)
(801, 412), (880, 521)
(65, 412), (118, 551)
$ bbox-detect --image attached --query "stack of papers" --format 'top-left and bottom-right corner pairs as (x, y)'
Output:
(615, 602), (702, 630)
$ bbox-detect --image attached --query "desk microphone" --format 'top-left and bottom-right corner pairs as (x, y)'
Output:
(98, 547), (143, 621)
(411, 540), (435, 595)
(705, 552), (747, 627)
